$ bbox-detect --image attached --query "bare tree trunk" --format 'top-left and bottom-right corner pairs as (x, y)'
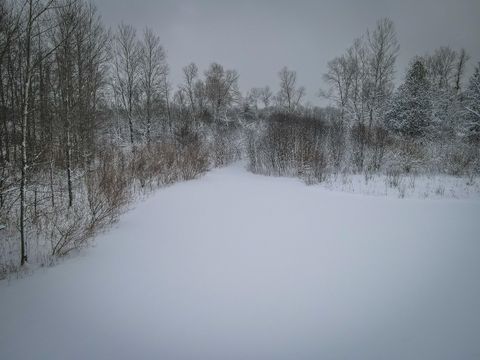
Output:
(49, 157), (55, 207)
(0, 64), (7, 165)
(20, 1), (33, 266)
(66, 97), (73, 207)
(128, 113), (134, 146)
(164, 77), (171, 125)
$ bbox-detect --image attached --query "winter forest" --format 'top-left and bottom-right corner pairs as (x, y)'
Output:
(1, 0), (478, 274)
(0, 0), (480, 358)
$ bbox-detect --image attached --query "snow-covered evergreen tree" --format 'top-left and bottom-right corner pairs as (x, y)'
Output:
(430, 87), (462, 139)
(385, 59), (432, 137)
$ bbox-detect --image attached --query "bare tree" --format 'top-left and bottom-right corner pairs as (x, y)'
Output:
(260, 86), (272, 108)
(53, 0), (84, 208)
(181, 62), (198, 118)
(425, 46), (458, 89)
(193, 78), (206, 114)
(276, 66), (305, 112)
(246, 87), (261, 109)
(0, 0), (22, 165)
(322, 55), (354, 119)
(424, 47), (470, 136)
(204, 63), (239, 121)
(139, 27), (168, 143)
(365, 18), (399, 128)
(73, 1), (108, 159)
(112, 23), (140, 147)
(19, 0), (57, 265)
(454, 49), (469, 93)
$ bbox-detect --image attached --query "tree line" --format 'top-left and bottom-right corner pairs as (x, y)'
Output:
(248, 19), (479, 182)
(0, 0), (479, 274)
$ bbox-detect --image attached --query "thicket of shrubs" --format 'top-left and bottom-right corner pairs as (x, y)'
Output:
(2, 105), (478, 276)
(247, 110), (480, 185)
(0, 122), (240, 277)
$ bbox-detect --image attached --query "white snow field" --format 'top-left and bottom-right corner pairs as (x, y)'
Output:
(1, 164), (480, 360)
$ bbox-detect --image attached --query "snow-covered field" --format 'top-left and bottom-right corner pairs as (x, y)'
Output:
(320, 172), (480, 199)
(1, 164), (480, 360)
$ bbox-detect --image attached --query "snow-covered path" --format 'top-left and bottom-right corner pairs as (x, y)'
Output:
(1, 165), (480, 360)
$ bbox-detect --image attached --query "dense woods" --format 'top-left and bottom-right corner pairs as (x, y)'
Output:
(0, 0), (479, 275)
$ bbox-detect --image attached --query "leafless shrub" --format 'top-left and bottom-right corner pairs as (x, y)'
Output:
(152, 143), (178, 185)
(435, 185), (445, 196)
(351, 123), (368, 172)
(386, 168), (403, 188)
(248, 112), (328, 179)
(85, 160), (130, 235)
(211, 130), (241, 167)
(368, 126), (389, 171)
(302, 151), (328, 184)
(50, 207), (89, 258)
(395, 139), (425, 174)
(443, 143), (478, 176)
(327, 119), (346, 171)
(178, 143), (210, 180)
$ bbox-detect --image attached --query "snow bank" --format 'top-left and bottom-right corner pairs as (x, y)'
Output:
(1, 164), (479, 360)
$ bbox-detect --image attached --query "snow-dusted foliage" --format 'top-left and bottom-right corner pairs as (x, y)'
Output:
(0, 2), (479, 359)
(0, 3), (479, 278)
(385, 59), (432, 137)
(463, 64), (480, 141)
(0, 0), (245, 275)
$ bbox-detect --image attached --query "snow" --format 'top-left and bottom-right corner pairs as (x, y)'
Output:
(319, 172), (480, 199)
(1, 164), (480, 360)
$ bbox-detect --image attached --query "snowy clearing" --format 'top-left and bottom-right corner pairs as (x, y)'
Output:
(1, 164), (480, 360)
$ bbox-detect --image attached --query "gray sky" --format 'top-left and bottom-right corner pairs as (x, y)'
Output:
(95, 0), (480, 105)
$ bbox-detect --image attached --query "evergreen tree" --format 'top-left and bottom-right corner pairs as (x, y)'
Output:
(430, 87), (462, 139)
(385, 59), (432, 137)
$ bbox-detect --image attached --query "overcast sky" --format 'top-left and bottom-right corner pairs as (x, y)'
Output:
(94, 0), (480, 105)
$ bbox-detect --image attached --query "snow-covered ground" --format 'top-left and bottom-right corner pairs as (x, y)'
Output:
(320, 172), (480, 199)
(1, 164), (480, 360)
